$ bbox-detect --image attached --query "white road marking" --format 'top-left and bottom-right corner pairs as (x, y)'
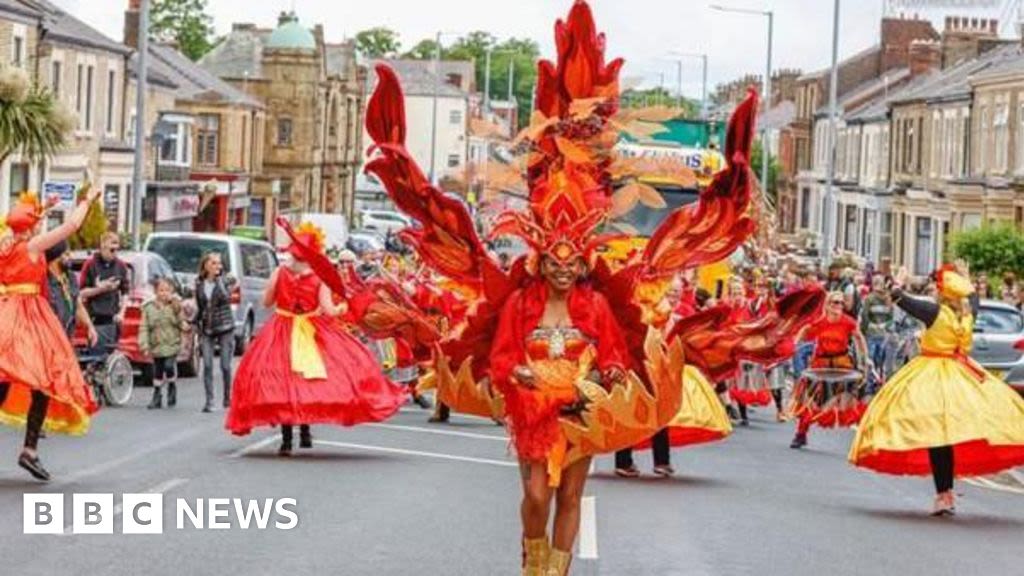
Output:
(588, 459), (597, 476)
(398, 406), (496, 422)
(964, 476), (1024, 496)
(57, 477), (189, 536)
(228, 434), (279, 458)
(55, 428), (204, 486)
(578, 496), (599, 560)
(366, 423), (508, 442)
(314, 439), (517, 468)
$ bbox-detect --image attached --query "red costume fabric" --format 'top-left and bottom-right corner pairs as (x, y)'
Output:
(808, 314), (858, 358)
(490, 282), (627, 462)
(0, 240), (97, 434)
(226, 267), (406, 435)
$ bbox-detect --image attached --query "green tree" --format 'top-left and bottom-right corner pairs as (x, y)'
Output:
(403, 38), (443, 60)
(68, 184), (108, 250)
(949, 224), (1024, 279)
(150, 0), (215, 61)
(355, 27), (401, 59)
(0, 65), (71, 167)
(750, 139), (780, 203)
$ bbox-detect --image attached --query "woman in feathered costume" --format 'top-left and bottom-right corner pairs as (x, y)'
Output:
(362, 2), (823, 573)
(850, 265), (1024, 515)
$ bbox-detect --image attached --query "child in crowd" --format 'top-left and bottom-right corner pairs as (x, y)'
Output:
(140, 277), (188, 409)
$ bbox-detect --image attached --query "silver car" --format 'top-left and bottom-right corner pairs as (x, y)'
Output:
(972, 299), (1024, 394)
(144, 232), (278, 355)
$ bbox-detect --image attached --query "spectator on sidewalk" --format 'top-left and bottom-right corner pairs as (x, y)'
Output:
(79, 232), (129, 349)
(860, 276), (894, 394)
(195, 252), (236, 412)
(140, 277), (189, 410)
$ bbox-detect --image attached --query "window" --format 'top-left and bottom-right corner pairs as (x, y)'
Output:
(931, 111), (941, 177)
(879, 211), (892, 261)
(447, 154), (461, 168)
(159, 129), (180, 163)
(75, 64), (84, 123)
(862, 210), (876, 261)
(248, 198), (265, 227)
(449, 109), (463, 125)
(1015, 206), (1023, 229)
(994, 102), (1009, 172)
(975, 307), (1023, 335)
(800, 187), (811, 229)
(844, 205), (858, 251)
(978, 106), (989, 173)
(1017, 103), (1024, 173)
(85, 65), (94, 131)
(278, 180), (293, 212)
(51, 61), (62, 99)
(277, 118), (293, 146)
(240, 244), (273, 279)
(914, 217), (933, 276)
(12, 35), (24, 67)
(8, 162), (29, 204)
(962, 213), (982, 231)
(105, 70), (116, 135)
(197, 114), (220, 166)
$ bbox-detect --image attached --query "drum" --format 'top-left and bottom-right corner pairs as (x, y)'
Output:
(729, 361), (773, 406)
(790, 367), (866, 428)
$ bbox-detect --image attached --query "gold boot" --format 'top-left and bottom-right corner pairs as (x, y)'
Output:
(546, 548), (572, 576)
(522, 536), (550, 576)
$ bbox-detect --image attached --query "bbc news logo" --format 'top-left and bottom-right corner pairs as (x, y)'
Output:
(24, 494), (299, 534)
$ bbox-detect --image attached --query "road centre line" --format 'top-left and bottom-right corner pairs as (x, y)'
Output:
(578, 496), (599, 560)
(56, 428), (204, 487)
(228, 434), (279, 458)
(964, 476), (1024, 496)
(314, 439), (517, 468)
(366, 423), (508, 442)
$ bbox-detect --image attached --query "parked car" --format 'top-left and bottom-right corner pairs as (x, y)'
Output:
(360, 209), (412, 236)
(972, 299), (1024, 396)
(144, 232), (278, 355)
(69, 251), (198, 385)
(346, 231), (386, 257)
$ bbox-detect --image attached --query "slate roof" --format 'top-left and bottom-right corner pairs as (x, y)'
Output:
(143, 43), (262, 107)
(26, 0), (130, 55)
(368, 59), (469, 98)
(199, 26), (271, 80)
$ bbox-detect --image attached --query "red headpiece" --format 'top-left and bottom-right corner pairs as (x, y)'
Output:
(3, 192), (46, 234)
(489, 0), (624, 268)
(287, 221), (326, 261)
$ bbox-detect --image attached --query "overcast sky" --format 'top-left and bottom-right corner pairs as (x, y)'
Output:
(52, 0), (1016, 97)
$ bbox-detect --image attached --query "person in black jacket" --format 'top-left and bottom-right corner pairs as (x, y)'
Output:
(195, 252), (236, 412)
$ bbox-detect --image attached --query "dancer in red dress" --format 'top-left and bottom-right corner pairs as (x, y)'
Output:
(225, 222), (406, 455)
(0, 187), (101, 481)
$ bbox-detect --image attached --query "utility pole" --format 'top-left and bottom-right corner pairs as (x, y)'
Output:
(676, 60), (684, 110)
(701, 54), (709, 120)
(429, 31), (441, 185)
(763, 11), (774, 202)
(483, 47), (492, 117)
(822, 0), (841, 265)
(131, 0), (149, 248)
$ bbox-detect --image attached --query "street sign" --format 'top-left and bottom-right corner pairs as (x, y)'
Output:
(43, 181), (79, 209)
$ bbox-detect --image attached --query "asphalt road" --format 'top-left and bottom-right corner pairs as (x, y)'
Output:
(1, 370), (1023, 576)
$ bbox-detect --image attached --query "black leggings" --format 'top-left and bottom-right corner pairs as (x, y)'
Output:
(281, 424), (311, 443)
(928, 446), (954, 494)
(0, 383), (51, 450)
(616, 428), (670, 468)
(771, 389), (784, 412)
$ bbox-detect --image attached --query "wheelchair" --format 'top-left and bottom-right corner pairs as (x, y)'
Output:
(77, 325), (134, 407)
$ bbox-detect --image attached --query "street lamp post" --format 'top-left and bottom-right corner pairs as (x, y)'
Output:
(429, 31), (442, 186)
(822, 0), (841, 265)
(710, 4), (773, 196)
(131, 0), (150, 248)
(667, 52), (709, 119)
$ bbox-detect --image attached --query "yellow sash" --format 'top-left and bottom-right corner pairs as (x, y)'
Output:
(0, 283), (40, 296)
(276, 309), (327, 380)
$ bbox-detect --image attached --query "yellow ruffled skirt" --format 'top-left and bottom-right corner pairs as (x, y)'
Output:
(638, 365), (732, 449)
(849, 355), (1024, 477)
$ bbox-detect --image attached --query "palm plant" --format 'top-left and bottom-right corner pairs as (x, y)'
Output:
(0, 65), (73, 167)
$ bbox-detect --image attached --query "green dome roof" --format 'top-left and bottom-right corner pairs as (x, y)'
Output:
(267, 12), (315, 51)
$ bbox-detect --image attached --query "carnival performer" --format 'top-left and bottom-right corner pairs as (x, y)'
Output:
(359, 3), (824, 572)
(225, 221), (407, 455)
(0, 186), (101, 481)
(789, 291), (870, 449)
(849, 266), (1024, 515)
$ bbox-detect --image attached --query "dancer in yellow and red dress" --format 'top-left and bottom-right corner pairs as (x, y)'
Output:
(226, 221), (406, 455)
(0, 187), (101, 481)
(850, 266), (1024, 515)
(789, 291), (870, 449)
